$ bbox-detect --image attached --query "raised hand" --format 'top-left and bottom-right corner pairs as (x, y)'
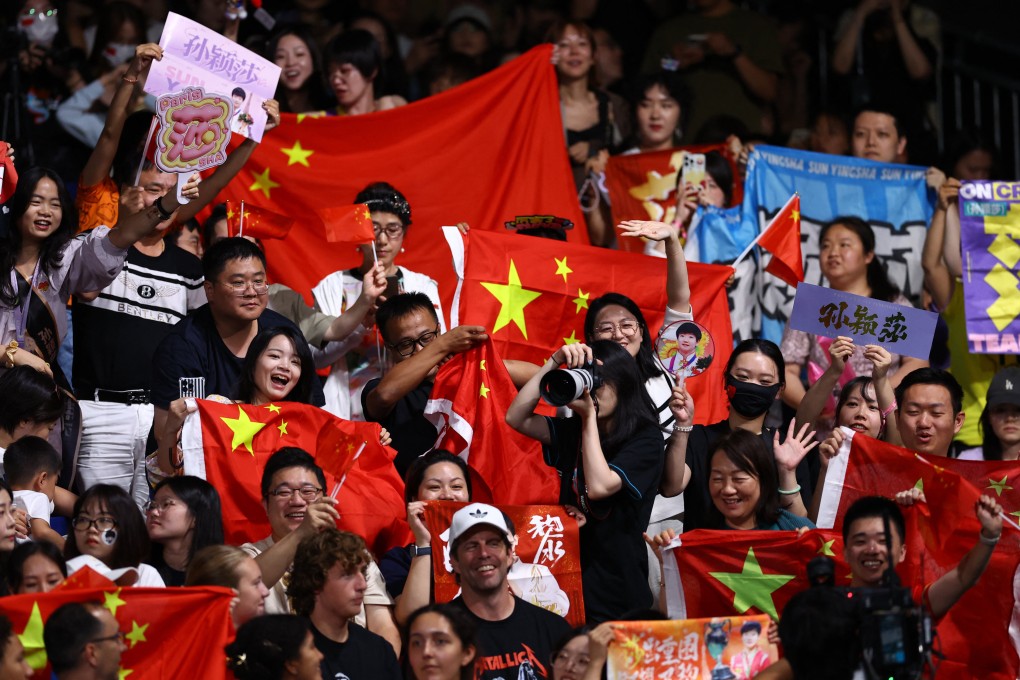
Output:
(774, 420), (819, 472)
(669, 383), (695, 427)
(618, 219), (678, 243)
(262, 99), (281, 131)
(551, 342), (593, 368)
(976, 495), (1004, 541)
(862, 344), (892, 379)
(818, 427), (846, 466)
(827, 336), (854, 376)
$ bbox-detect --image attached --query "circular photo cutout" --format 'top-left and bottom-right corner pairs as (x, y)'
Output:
(655, 319), (715, 380)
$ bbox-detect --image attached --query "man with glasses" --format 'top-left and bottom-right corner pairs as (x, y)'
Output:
(151, 238), (324, 461)
(362, 292), (487, 476)
(241, 447), (401, 653)
(44, 601), (125, 680)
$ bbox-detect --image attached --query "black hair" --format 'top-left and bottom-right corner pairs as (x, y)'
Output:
(202, 203), (229, 248)
(355, 181), (412, 227)
(65, 484), (150, 570)
(377, 292), (439, 345)
(404, 449), (472, 503)
(820, 216), (899, 302)
(584, 293), (660, 383)
(515, 226), (567, 241)
(8, 539), (67, 593)
(692, 114), (749, 145)
(741, 620), (762, 634)
(725, 339), (786, 385)
(426, 51), (483, 93)
(0, 366), (63, 435)
(150, 476), (224, 566)
(231, 87), (246, 99)
(943, 127), (998, 178)
(202, 236), (266, 282)
(590, 340), (660, 455)
(349, 11), (411, 98)
(779, 588), (861, 680)
(87, 1), (145, 73)
(0, 614), (13, 660)
(3, 435), (61, 486)
(225, 614), (310, 680)
(675, 321), (702, 342)
(853, 101), (906, 140)
(236, 326), (316, 405)
(260, 448), (326, 499)
(841, 495), (905, 545)
(704, 150), (734, 206)
(549, 626), (590, 665)
(265, 24), (332, 113)
(835, 377), (880, 434)
(894, 367), (963, 416)
(404, 604), (478, 680)
(324, 29), (381, 81)
(631, 70), (689, 139)
(705, 429), (782, 529)
(44, 601), (104, 673)
(0, 167), (77, 307)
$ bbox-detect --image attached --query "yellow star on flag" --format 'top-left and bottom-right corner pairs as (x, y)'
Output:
(18, 602), (46, 669)
(479, 359), (486, 371)
(913, 478), (923, 491)
(226, 206), (236, 221)
(817, 538), (836, 556)
(249, 168), (280, 199)
(563, 330), (579, 345)
(119, 669), (133, 680)
(554, 256), (573, 283)
(125, 621), (149, 648)
(281, 140), (314, 167)
(480, 260), (542, 339)
(988, 475), (1013, 496)
(103, 589), (127, 617)
(296, 111), (325, 123)
(791, 209), (800, 222)
(480, 382), (490, 398)
(278, 421), (289, 436)
(1011, 510), (1020, 520)
(220, 407), (267, 455)
(573, 289), (590, 313)
(265, 403), (281, 414)
(709, 547), (795, 620)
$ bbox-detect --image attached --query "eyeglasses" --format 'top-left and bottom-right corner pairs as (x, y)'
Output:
(91, 631), (124, 645)
(220, 279), (270, 296)
(71, 516), (117, 532)
(593, 320), (640, 337)
(388, 327), (440, 357)
(143, 498), (179, 514)
(267, 485), (324, 501)
(373, 224), (404, 239)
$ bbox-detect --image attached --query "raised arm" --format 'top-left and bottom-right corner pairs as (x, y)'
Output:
(505, 344), (594, 446)
(660, 383), (694, 497)
(795, 336), (853, 430)
(106, 173), (201, 249)
(889, 0), (934, 80)
(618, 220), (691, 313)
(940, 179), (963, 279)
(922, 173), (954, 311)
(773, 420), (818, 518)
(320, 265), (386, 344)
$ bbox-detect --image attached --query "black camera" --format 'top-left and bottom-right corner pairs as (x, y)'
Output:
(539, 363), (603, 407)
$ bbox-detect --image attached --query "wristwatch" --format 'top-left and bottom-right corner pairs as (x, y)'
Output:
(409, 544), (432, 559)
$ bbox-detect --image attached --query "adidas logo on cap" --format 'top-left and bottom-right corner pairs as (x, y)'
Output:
(469, 508), (487, 518)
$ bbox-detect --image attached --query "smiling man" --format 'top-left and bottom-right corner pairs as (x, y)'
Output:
(448, 503), (570, 680)
(894, 367), (964, 457)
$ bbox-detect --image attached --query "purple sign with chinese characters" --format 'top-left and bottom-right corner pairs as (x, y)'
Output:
(788, 283), (937, 360)
(144, 12), (280, 142)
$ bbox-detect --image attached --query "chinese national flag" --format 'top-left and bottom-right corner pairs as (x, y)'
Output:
(215, 45), (584, 316)
(3, 567), (233, 679)
(317, 203), (375, 245)
(817, 432), (1020, 680)
(448, 228), (734, 425)
(424, 338), (560, 505)
(668, 529), (849, 622)
(423, 500), (585, 626)
(604, 143), (741, 253)
(757, 194), (804, 288)
(225, 200), (294, 240)
(180, 399), (411, 556)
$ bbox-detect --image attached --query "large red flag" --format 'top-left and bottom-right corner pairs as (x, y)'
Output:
(817, 432), (1020, 680)
(447, 228), (734, 425)
(757, 194), (804, 288)
(215, 46), (584, 317)
(423, 500), (585, 626)
(2, 569), (233, 679)
(180, 399), (411, 556)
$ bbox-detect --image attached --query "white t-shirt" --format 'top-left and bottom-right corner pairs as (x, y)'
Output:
(13, 489), (52, 524)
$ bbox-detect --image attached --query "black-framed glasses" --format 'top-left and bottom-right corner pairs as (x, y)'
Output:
(267, 485), (324, 501)
(91, 631), (124, 645)
(373, 223), (404, 239)
(388, 327), (440, 357)
(71, 516), (117, 532)
(220, 279), (270, 296)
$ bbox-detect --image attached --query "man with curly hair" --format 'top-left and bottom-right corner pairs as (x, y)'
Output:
(288, 528), (401, 679)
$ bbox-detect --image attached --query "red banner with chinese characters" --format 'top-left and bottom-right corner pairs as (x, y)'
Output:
(3, 568), (233, 679)
(179, 399), (412, 556)
(214, 45), (585, 318)
(606, 616), (778, 679)
(423, 501), (584, 626)
(604, 144), (740, 253)
(453, 228), (734, 425)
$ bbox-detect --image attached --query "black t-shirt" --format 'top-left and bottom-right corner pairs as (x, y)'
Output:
(543, 416), (664, 623)
(682, 420), (818, 532)
(379, 544), (412, 598)
(150, 305), (324, 409)
(310, 621), (401, 680)
(72, 243), (205, 397)
(450, 596), (571, 680)
(361, 378), (435, 477)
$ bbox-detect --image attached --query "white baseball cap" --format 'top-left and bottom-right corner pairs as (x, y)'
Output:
(448, 502), (511, 549)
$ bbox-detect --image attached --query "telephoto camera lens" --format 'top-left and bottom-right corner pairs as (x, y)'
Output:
(539, 366), (602, 406)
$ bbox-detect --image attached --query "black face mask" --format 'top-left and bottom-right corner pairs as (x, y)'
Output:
(725, 376), (781, 418)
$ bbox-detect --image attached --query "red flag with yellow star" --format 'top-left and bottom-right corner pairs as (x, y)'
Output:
(817, 432), (1020, 680)
(448, 228), (734, 425)
(3, 567), (233, 679)
(225, 199), (294, 240)
(424, 338), (560, 504)
(180, 399), (412, 555)
(757, 194), (804, 288)
(316, 203), (375, 245)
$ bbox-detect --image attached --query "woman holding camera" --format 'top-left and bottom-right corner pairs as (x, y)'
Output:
(506, 340), (665, 624)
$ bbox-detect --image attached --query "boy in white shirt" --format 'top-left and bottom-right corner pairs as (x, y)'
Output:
(6, 436), (66, 549)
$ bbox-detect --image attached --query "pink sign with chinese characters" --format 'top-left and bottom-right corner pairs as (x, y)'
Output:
(154, 87), (232, 173)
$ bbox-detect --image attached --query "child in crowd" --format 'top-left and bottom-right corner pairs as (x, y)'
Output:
(4, 437), (66, 550)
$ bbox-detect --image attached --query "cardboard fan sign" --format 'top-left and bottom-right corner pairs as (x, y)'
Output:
(423, 501), (585, 626)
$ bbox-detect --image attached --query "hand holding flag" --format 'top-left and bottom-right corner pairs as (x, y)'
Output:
(733, 193), (804, 288)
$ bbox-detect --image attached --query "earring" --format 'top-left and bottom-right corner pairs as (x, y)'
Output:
(400, 247), (405, 253)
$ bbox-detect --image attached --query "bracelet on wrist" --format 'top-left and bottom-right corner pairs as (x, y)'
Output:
(881, 400), (898, 419)
(4, 340), (19, 369)
(672, 423), (693, 434)
(154, 196), (174, 221)
(778, 485), (802, 496)
(122, 74), (139, 84)
(979, 531), (1001, 546)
